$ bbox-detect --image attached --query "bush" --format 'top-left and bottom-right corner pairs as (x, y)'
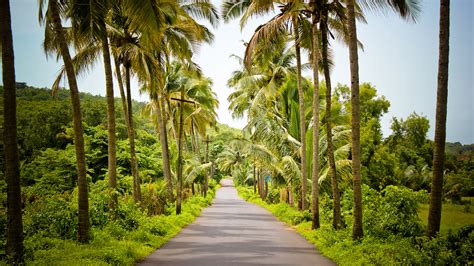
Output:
(23, 195), (78, 240)
(265, 188), (280, 204)
(416, 225), (474, 264)
(342, 185), (427, 237)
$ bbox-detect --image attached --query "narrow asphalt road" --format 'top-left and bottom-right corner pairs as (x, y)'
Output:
(138, 179), (335, 266)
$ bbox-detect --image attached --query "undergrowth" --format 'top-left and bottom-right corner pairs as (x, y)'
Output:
(238, 186), (474, 265)
(0, 180), (219, 265)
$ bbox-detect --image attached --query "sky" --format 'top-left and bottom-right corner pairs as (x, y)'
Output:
(1, 0), (473, 144)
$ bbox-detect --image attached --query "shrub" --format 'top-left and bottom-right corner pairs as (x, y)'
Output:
(23, 195), (78, 240)
(416, 225), (474, 264)
(265, 188), (280, 204)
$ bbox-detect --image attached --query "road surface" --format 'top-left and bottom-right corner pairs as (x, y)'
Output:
(138, 179), (335, 266)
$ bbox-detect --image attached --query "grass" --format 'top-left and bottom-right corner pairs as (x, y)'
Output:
(237, 186), (474, 265)
(418, 199), (474, 234)
(1, 184), (220, 265)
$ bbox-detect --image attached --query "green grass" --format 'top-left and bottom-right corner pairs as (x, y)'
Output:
(418, 201), (474, 234)
(2, 185), (220, 265)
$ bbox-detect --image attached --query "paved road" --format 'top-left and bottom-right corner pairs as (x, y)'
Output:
(139, 179), (335, 266)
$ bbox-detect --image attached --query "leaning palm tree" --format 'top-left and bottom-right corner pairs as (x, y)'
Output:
(39, 0), (90, 242)
(427, 0), (450, 238)
(64, 0), (120, 205)
(224, 0), (312, 210)
(124, 0), (217, 205)
(1, 0), (24, 261)
(345, 0), (420, 239)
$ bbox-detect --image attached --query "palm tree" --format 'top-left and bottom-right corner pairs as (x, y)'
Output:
(39, 0), (90, 242)
(125, 0), (217, 204)
(161, 61), (218, 213)
(69, 0), (120, 205)
(1, 0), (24, 261)
(309, 0), (321, 229)
(224, 0), (311, 210)
(319, 0), (346, 229)
(427, 0), (450, 238)
(345, 0), (420, 240)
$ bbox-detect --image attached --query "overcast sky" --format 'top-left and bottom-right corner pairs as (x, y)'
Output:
(2, 0), (473, 144)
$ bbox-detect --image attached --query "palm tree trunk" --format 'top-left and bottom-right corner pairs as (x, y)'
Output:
(1, 0), (24, 261)
(154, 93), (173, 202)
(203, 135), (209, 197)
(168, 101), (178, 141)
(125, 64), (142, 202)
(48, 0), (89, 242)
(176, 88), (185, 215)
(310, 2), (321, 229)
(427, 0), (450, 238)
(293, 17), (307, 211)
(264, 179), (268, 199)
(113, 57), (129, 126)
(346, 0), (363, 240)
(253, 162), (257, 194)
(288, 183), (294, 207)
(257, 168), (261, 197)
(321, 14), (342, 229)
(101, 32), (118, 207)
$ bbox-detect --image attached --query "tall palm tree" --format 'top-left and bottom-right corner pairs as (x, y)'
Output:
(39, 0), (90, 242)
(309, 0), (321, 229)
(160, 61), (218, 213)
(1, 0), (24, 261)
(68, 0), (120, 205)
(345, 0), (420, 239)
(427, 0), (450, 238)
(124, 0), (217, 204)
(320, 0), (346, 229)
(224, 0), (311, 210)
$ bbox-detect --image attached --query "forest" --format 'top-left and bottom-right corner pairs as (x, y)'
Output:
(1, 0), (473, 264)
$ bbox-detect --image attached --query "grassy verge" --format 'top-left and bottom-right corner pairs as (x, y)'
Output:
(5, 184), (219, 265)
(418, 202), (474, 234)
(237, 186), (474, 265)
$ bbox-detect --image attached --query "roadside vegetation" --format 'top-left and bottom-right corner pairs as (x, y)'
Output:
(0, 87), (233, 264)
(238, 186), (473, 265)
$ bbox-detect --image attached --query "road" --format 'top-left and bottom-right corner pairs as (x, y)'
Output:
(138, 179), (335, 266)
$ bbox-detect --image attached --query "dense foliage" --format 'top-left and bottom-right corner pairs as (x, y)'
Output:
(0, 86), (228, 263)
(238, 186), (474, 265)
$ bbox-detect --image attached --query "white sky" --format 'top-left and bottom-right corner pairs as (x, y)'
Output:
(2, 0), (473, 143)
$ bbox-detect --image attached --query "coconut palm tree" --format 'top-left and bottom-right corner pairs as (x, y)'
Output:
(1, 0), (24, 261)
(345, 0), (420, 240)
(39, 0), (90, 242)
(223, 0), (312, 210)
(309, 0), (321, 229)
(160, 61), (218, 214)
(55, 0), (120, 205)
(427, 0), (450, 238)
(125, 0), (217, 204)
(318, 0), (347, 229)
